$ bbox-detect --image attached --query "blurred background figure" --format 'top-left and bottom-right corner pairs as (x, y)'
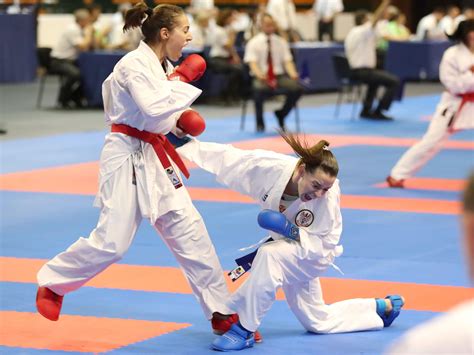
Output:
(441, 5), (461, 35)
(344, 0), (400, 121)
(385, 171), (474, 355)
(208, 8), (245, 104)
(312, 0), (344, 42)
(49, 8), (93, 108)
(376, 7), (411, 69)
(244, 4), (266, 43)
(244, 13), (302, 132)
(416, 6), (446, 40)
(266, 0), (301, 42)
(455, 6), (474, 28)
(189, 10), (213, 50)
(94, 3), (142, 51)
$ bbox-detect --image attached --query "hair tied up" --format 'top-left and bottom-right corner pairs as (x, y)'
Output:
(145, 8), (153, 16)
(322, 145), (330, 151)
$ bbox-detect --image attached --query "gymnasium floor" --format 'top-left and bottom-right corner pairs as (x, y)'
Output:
(1, 86), (473, 354)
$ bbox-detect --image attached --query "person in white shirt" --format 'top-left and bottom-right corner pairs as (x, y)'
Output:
(441, 5), (461, 36)
(385, 171), (474, 354)
(344, 0), (400, 120)
(35, 2), (238, 337)
(49, 8), (93, 108)
(455, 6), (474, 29)
(244, 13), (302, 132)
(416, 7), (446, 40)
(312, 0), (344, 41)
(387, 20), (474, 188)
(266, 0), (301, 42)
(208, 8), (245, 103)
(94, 3), (142, 51)
(188, 11), (212, 50)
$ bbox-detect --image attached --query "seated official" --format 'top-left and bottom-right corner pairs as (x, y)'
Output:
(50, 9), (93, 108)
(344, 0), (400, 121)
(244, 13), (302, 132)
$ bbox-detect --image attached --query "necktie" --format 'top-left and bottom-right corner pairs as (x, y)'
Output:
(267, 37), (277, 89)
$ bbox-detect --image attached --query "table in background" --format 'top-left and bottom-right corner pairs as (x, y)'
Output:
(292, 42), (344, 92)
(385, 40), (452, 81)
(0, 11), (37, 83)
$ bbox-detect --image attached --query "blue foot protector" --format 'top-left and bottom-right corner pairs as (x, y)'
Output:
(211, 323), (255, 351)
(165, 132), (191, 148)
(377, 295), (404, 327)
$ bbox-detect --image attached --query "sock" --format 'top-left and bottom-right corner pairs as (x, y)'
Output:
(375, 298), (387, 318)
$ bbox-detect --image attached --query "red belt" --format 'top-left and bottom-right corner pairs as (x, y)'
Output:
(111, 124), (189, 188)
(449, 92), (474, 132)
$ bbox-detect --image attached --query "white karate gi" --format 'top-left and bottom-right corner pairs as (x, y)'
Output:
(37, 41), (233, 318)
(178, 140), (384, 333)
(390, 43), (474, 181)
(385, 299), (474, 355)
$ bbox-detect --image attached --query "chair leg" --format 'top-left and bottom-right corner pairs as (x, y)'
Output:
(240, 99), (247, 131)
(350, 85), (357, 120)
(295, 104), (300, 133)
(334, 86), (344, 118)
(351, 85), (363, 120)
(37, 75), (46, 108)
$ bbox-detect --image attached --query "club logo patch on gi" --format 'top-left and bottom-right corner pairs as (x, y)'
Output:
(262, 193), (268, 202)
(166, 167), (182, 189)
(295, 209), (314, 227)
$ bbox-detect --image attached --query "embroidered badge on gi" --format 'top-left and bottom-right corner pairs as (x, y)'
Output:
(166, 167), (182, 189)
(295, 209), (314, 227)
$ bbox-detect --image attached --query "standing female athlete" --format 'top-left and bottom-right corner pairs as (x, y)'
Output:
(35, 2), (235, 334)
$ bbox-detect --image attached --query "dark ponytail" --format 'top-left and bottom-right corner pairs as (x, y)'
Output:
(123, 2), (185, 44)
(280, 132), (339, 177)
(123, 2), (149, 32)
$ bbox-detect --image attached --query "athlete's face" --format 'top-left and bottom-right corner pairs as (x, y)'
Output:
(296, 165), (337, 202)
(163, 14), (192, 62)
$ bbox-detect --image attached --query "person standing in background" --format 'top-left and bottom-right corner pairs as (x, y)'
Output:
(416, 6), (446, 40)
(312, 0), (343, 41)
(266, 0), (301, 42)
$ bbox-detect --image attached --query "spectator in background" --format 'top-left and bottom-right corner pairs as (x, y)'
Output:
(312, 0), (344, 41)
(208, 9), (245, 104)
(266, 0), (301, 42)
(441, 5), (461, 35)
(455, 6), (474, 29)
(244, 4), (266, 43)
(344, 0), (400, 121)
(376, 9), (410, 69)
(50, 8), (93, 108)
(385, 171), (474, 354)
(94, 3), (142, 51)
(416, 7), (446, 40)
(244, 13), (302, 132)
(189, 11), (213, 50)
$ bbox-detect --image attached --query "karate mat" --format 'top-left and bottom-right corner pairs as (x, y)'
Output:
(1, 94), (473, 354)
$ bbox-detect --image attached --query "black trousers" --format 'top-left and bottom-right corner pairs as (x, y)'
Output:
(350, 68), (400, 113)
(49, 58), (83, 106)
(252, 75), (303, 128)
(318, 20), (334, 41)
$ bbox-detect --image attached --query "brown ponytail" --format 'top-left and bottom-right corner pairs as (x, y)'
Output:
(123, 2), (185, 44)
(280, 131), (339, 177)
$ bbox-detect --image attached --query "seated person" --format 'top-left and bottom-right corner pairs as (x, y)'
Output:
(49, 8), (93, 108)
(344, 0), (400, 121)
(244, 13), (302, 132)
